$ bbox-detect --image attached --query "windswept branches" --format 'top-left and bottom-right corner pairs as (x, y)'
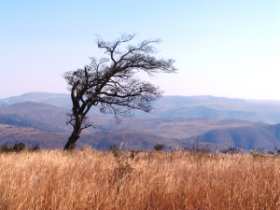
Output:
(99, 80), (161, 114)
(64, 34), (176, 150)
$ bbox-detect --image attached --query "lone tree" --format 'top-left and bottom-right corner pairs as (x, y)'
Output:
(64, 34), (176, 150)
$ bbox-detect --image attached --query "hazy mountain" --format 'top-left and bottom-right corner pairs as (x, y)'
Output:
(0, 102), (68, 132)
(2, 93), (280, 123)
(0, 120), (278, 151)
(186, 124), (280, 152)
(1, 92), (280, 151)
(0, 92), (70, 107)
(151, 96), (280, 123)
(0, 124), (66, 148)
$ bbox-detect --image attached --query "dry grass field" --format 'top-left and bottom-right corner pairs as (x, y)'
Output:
(0, 149), (280, 210)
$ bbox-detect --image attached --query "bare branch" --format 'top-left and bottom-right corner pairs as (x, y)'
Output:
(63, 34), (176, 150)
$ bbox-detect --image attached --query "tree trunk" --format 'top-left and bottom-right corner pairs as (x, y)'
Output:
(64, 128), (81, 150)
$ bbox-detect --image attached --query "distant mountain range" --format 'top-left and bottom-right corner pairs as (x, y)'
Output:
(3, 92), (280, 123)
(1, 92), (280, 151)
(0, 92), (70, 107)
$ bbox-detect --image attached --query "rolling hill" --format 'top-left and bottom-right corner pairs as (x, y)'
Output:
(3, 93), (280, 123)
(1, 92), (280, 151)
(186, 124), (280, 151)
(0, 102), (68, 132)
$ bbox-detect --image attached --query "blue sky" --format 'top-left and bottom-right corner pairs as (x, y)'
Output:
(1, 0), (280, 99)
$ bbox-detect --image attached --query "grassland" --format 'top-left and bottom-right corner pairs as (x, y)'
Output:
(0, 149), (280, 210)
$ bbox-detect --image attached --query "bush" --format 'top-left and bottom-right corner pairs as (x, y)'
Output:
(0, 143), (40, 153)
(30, 145), (40, 151)
(0, 144), (12, 153)
(154, 144), (165, 151)
(110, 144), (121, 157)
(221, 147), (240, 154)
(13, 143), (26, 152)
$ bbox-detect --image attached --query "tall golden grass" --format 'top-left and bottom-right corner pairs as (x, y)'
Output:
(0, 149), (279, 210)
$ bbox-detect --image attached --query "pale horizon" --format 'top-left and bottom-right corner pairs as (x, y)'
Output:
(3, 91), (280, 102)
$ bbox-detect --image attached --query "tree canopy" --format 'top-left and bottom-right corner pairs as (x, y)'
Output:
(64, 34), (176, 150)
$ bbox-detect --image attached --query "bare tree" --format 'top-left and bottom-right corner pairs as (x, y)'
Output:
(64, 34), (176, 150)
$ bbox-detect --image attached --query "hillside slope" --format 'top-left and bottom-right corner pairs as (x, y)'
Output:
(186, 124), (280, 151)
(1, 93), (280, 151)
(2, 92), (280, 123)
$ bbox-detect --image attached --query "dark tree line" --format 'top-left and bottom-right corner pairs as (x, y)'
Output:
(64, 34), (176, 150)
